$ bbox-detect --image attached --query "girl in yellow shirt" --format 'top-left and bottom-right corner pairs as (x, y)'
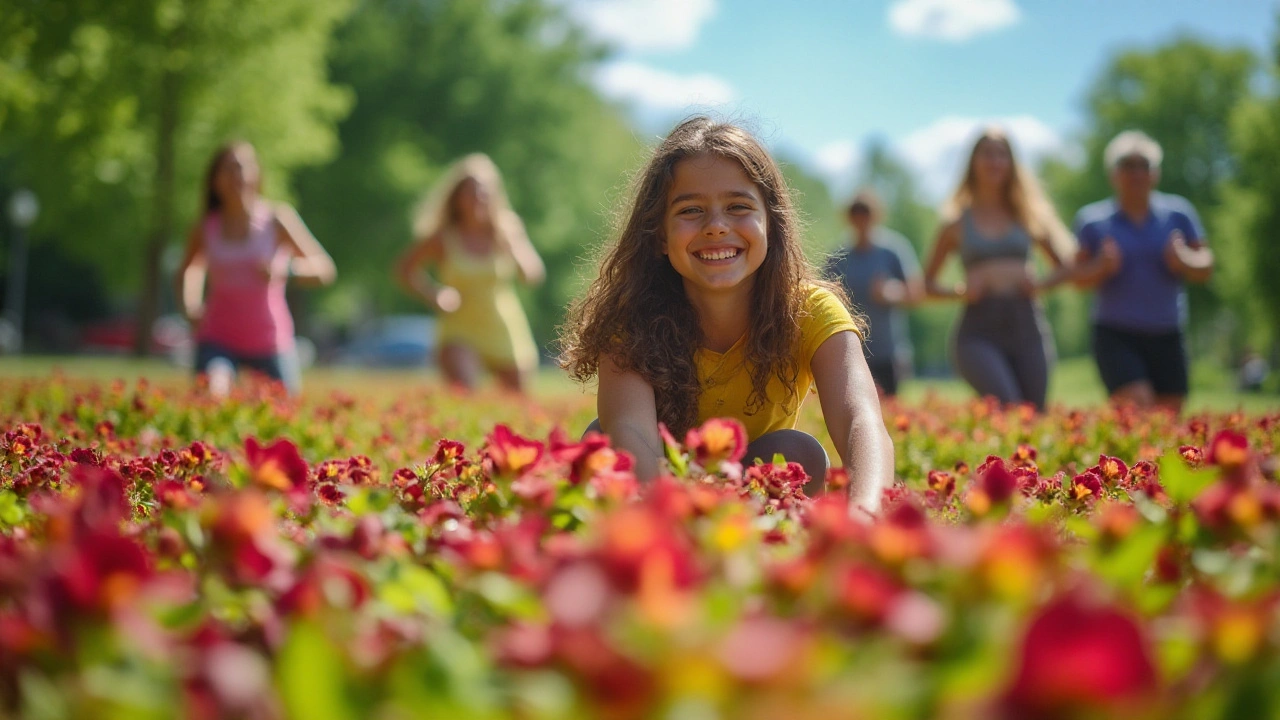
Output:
(560, 117), (894, 511)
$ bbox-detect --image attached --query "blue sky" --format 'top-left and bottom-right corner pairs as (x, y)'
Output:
(565, 0), (1277, 199)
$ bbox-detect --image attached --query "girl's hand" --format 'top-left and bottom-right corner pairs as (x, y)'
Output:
(433, 286), (462, 313)
(962, 278), (985, 304)
(183, 305), (204, 326)
(1019, 267), (1040, 297)
(871, 276), (907, 305)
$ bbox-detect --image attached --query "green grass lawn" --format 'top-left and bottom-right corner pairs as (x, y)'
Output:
(1, 354), (1274, 413)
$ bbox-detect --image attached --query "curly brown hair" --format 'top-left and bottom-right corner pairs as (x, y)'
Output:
(558, 116), (851, 435)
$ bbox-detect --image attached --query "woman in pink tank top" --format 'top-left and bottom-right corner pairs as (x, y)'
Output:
(174, 141), (336, 395)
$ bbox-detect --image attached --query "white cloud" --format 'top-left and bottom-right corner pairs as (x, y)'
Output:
(593, 60), (735, 113)
(563, 0), (717, 52)
(811, 139), (863, 196)
(894, 115), (1065, 200)
(887, 0), (1020, 42)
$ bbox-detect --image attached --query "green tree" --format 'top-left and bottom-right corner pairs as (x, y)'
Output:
(293, 0), (640, 349)
(1217, 14), (1280, 363)
(1041, 36), (1258, 351)
(0, 0), (353, 353)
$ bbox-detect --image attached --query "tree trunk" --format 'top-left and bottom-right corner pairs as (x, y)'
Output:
(135, 66), (180, 357)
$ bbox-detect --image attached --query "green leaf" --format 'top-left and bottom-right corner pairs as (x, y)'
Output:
(380, 564), (454, 618)
(1159, 451), (1219, 504)
(0, 491), (26, 526)
(1092, 523), (1165, 589)
(277, 622), (355, 720)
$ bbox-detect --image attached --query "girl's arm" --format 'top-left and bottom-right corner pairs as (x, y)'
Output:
(274, 204), (337, 286)
(175, 224), (207, 325)
(394, 233), (453, 310)
(811, 330), (894, 513)
(505, 213), (546, 286)
(1028, 234), (1074, 294)
(597, 355), (664, 482)
(923, 220), (965, 300)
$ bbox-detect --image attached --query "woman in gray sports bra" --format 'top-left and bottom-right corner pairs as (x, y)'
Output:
(922, 128), (1076, 410)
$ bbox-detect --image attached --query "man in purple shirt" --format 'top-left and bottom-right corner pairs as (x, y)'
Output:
(1073, 131), (1214, 413)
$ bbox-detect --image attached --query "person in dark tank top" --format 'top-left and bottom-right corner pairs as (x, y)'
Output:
(921, 127), (1077, 411)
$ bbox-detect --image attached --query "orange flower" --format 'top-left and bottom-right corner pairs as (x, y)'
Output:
(685, 417), (747, 466)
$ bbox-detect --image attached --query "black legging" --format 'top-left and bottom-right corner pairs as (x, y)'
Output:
(951, 295), (1054, 410)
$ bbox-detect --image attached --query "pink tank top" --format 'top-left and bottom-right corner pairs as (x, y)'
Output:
(196, 204), (294, 355)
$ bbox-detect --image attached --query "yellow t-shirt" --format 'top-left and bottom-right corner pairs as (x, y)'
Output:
(693, 285), (860, 441)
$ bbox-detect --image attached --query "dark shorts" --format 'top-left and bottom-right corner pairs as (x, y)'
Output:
(195, 341), (300, 395)
(1092, 325), (1188, 397)
(866, 359), (899, 397)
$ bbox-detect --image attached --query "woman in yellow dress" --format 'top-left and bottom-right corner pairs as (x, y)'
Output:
(395, 154), (544, 392)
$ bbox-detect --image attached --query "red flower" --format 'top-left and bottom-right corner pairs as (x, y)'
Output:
(1206, 430), (1250, 473)
(244, 438), (309, 492)
(836, 563), (902, 625)
(684, 417), (747, 466)
(550, 429), (633, 485)
(1179, 444), (1204, 468)
(1003, 593), (1157, 717)
(483, 425), (544, 477)
(1095, 455), (1128, 485)
(927, 470), (955, 497)
(1069, 471), (1104, 503)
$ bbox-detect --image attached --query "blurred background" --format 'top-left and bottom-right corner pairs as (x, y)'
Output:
(1, 0), (1277, 400)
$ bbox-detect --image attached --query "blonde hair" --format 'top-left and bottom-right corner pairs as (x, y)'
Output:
(943, 127), (1076, 259)
(411, 153), (520, 252)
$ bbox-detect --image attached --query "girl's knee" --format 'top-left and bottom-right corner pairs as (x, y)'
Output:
(749, 429), (829, 480)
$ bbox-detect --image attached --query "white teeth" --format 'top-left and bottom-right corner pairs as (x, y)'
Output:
(697, 249), (739, 261)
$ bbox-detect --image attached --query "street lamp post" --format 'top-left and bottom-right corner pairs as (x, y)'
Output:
(5, 189), (40, 354)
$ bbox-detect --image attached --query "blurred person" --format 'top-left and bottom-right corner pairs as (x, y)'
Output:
(1239, 349), (1269, 393)
(922, 128), (1076, 411)
(824, 188), (924, 398)
(1073, 131), (1213, 413)
(175, 141), (336, 397)
(395, 154), (544, 393)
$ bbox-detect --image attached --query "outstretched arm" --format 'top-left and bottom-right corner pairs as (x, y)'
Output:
(274, 204), (337, 286)
(811, 330), (895, 513)
(923, 221), (965, 300)
(505, 214), (546, 286)
(597, 355), (663, 482)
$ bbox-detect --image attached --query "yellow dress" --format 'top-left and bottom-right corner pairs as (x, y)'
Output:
(693, 286), (860, 441)
(436, 230), (538, 372)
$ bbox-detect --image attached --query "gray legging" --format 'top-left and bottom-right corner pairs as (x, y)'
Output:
(951, 295), (1054, 410)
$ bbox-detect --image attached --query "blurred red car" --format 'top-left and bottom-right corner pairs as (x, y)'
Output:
(78, 314), (191, 356)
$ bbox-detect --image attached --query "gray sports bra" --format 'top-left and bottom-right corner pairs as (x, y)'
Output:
(959, 209), (1032, 269)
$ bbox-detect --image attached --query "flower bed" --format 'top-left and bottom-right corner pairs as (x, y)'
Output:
(1, 377), (1278, 719)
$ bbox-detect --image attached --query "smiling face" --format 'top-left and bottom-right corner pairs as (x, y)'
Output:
(662, 153), (769, 302)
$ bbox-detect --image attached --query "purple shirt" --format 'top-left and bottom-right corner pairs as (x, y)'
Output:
(1073, 192), (1205, 333)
